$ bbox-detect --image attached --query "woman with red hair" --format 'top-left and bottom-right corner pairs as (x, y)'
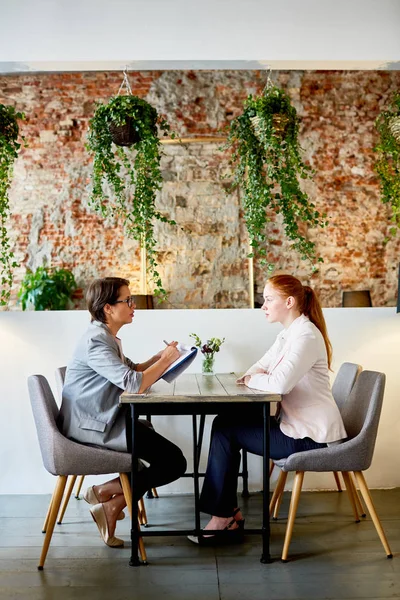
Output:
(190, 274), (347, 544)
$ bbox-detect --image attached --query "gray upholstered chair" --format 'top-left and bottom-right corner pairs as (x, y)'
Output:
(54, 366), (153, 527)
(329, 362), (364, 508)
(271, 370), (392, 561)
(270, 362), (363, 519)
(331, 362), (362, 411)
(28, 374), (147, 569)
(54, 366), (85, 508)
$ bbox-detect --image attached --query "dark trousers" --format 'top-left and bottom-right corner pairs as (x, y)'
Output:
(199, 414), (326, 517)
(125, 413), (187, 501)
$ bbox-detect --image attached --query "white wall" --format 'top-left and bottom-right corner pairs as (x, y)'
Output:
(0, 307), (399, 495)
(0, 0), (399, 71)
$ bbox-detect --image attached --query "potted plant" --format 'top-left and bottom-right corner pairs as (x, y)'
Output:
(224, 83), (327, 270)
(18, 266), (78, 310)
(87, 92), (177, 301)
(374, 92), (400, 236)
(0, 104), (25, 305)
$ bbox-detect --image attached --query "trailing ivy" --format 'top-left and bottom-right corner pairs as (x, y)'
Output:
(0, 104), (25, 305)
(87, 95), (176, 300)
(374, 92), (400, 236)
(225, 85), (327, 271)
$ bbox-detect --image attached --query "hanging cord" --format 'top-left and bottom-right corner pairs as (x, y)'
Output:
(251, 67), (275, 137)
(117, 67), (133, 96)
(262, 67), (274, 95)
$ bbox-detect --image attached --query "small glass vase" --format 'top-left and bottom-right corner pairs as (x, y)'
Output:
(202, 354), (215, 375)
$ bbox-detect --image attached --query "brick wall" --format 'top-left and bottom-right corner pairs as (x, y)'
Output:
(1, 70), (400, 309)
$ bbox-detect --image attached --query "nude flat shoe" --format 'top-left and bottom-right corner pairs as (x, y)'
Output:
(89, 503), (124, 548)
(83, 486), (99, 505)
(84, 486), (125, 521)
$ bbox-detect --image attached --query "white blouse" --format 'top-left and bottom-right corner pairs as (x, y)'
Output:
(244, 314), (347, 444)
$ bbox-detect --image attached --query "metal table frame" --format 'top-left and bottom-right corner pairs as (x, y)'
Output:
(120, 373), (280, 566)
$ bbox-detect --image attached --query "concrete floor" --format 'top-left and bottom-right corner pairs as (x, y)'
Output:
(0, 487), (399, 599)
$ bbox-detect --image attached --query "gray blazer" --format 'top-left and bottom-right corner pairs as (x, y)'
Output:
(57, 321), (142, 452)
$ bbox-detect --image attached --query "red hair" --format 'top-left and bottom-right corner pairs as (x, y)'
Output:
(268, 274), (332, 369)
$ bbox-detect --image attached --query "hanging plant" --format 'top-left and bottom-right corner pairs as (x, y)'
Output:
(374, 92), (400, 236)
(0, 104), (25, 305)
(87, 85), (176, 301)
(225, 83), (327, 271)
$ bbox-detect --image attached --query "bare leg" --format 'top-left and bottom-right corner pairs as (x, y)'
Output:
(92, 477), (123, 503)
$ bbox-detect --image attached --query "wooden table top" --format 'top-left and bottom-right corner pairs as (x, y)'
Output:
(120, 372), (281, 404)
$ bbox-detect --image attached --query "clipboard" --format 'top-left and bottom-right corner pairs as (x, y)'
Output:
(159, 344), (198, 383)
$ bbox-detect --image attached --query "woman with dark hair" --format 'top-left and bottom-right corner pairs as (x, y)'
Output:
(58, 277), (187, 548)
(190, 274), (347, 544)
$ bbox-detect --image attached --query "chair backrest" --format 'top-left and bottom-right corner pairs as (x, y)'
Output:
(332, 362), (362, 411)
(28, 374), (60, 475)
(341, 370), (386, 470)
(28, 373), (133, 477)
(54, 366), (67, 401)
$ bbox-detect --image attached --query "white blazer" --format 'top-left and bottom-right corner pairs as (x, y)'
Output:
(244, 314), (347, 444)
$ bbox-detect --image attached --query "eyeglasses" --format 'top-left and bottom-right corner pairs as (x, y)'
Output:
(113, 295), (136, 308)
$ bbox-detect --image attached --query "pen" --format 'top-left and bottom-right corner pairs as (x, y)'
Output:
(163, 339), (170, 346)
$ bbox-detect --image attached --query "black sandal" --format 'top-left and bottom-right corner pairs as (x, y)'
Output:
(187, 508), (245, 546)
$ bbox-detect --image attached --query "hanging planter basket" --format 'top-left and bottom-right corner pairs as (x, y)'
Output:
(0, 104), (25, 305)
(86, 70), (176, 301)
(374, 92), (400, 233)
(107, 103), (158, 147)
(250, 112), (290, 140)
(109, 116), (142, 147)
(224, 81), (327, 271)
(248, 85), (296, 143)
(92, 71), (159, 148)
(388, 115), (400, 143)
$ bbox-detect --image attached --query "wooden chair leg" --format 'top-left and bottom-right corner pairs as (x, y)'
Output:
(273, 472), (288, 520)
(353, 471), (393, 558)
(57, 475), (77, 524)
(333, 471), (342, 491)
(269, 470), (287, 519)
(350, 472), (366, 517)
(341, 471), (360, 522)
(120, 473), (148, 564)
(138, 497), (148, 526)
(42, 487), (56, 533)
(38, 475), (67, 570)
(151, 488), (159, 498)
(281, 471), (304, 562)
(74, 475), (85, 499)
(269, 460), (275, 478)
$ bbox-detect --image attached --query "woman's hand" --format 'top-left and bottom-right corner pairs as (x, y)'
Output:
(160, 341), (180, 365)
(138, 342), (180, 392)
(236, 368), (266, 385)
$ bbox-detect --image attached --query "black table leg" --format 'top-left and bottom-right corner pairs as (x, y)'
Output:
(260, 403), (272, 564)
(129, 404), (141, 566)
(241, 449), (250, 497)
(192, 414), (201, 535)
(196, 414), (206, 471)
(145, 414), (154, 498)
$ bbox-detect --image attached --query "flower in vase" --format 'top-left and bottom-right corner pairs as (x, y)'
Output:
(190, 333), (225, 374)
